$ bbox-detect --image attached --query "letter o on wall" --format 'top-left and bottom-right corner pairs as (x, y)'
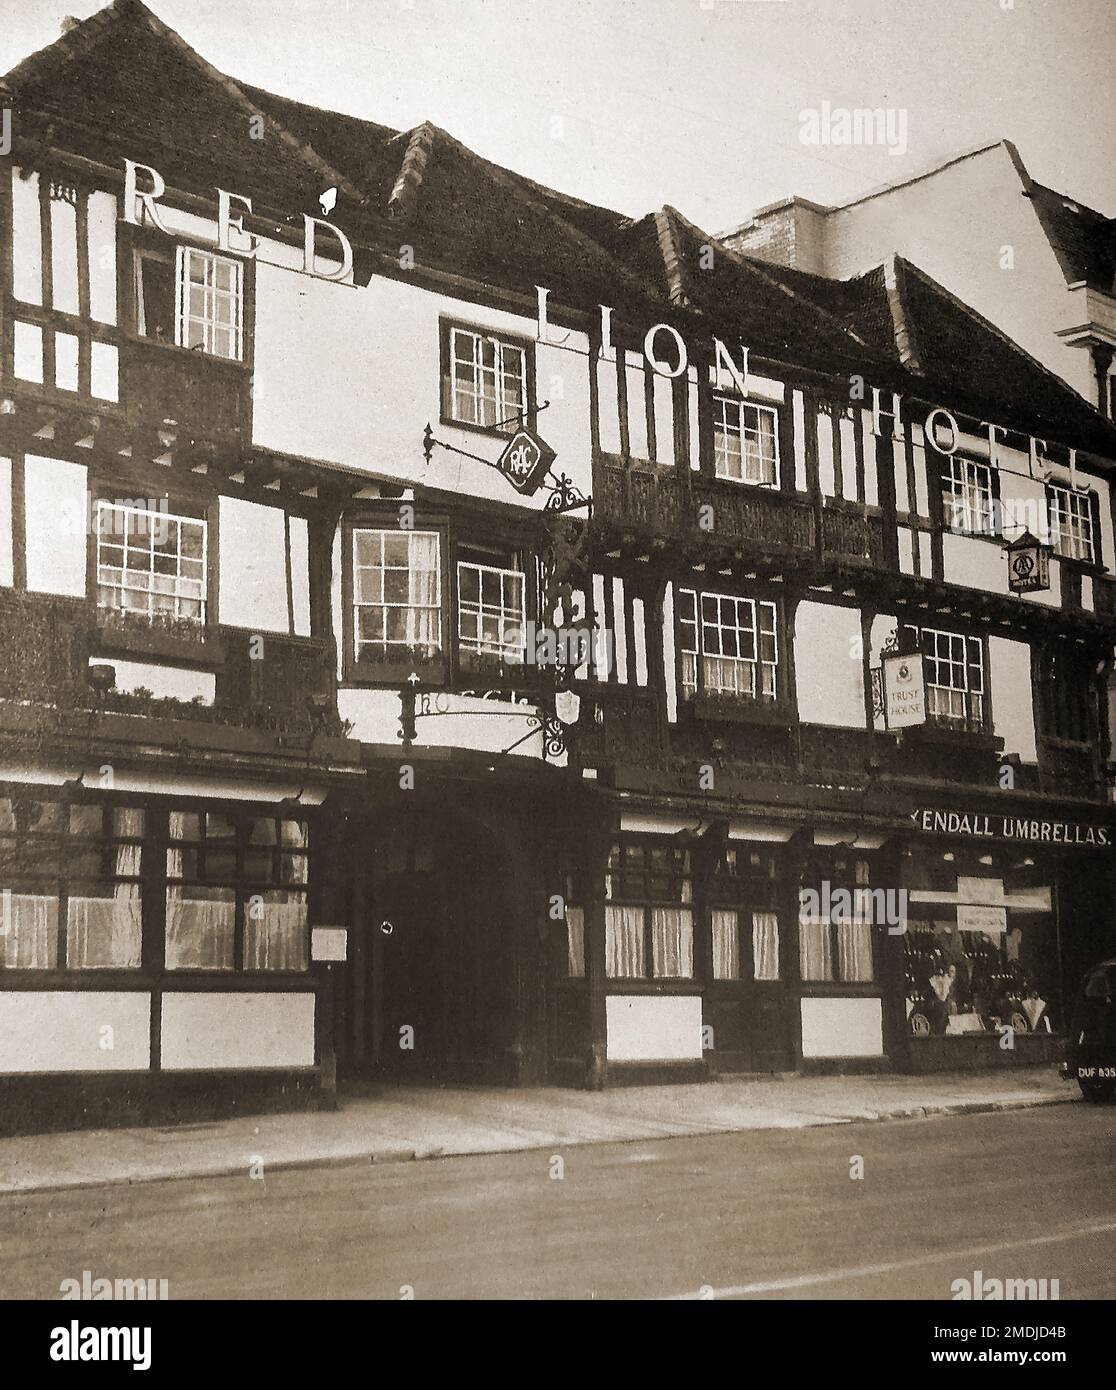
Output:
(643, 323), (688, 379)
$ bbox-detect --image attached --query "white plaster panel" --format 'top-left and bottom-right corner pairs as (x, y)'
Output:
(160, 992), (315, 1071)
(606, 995), (703, 1061)
(989, 636), (1037, 764)
(218, 496), (290, 633)
(794, 600), (866, 728)
(800, 997), (883, 1058)
(0, 992), (150, 1073)
(25, 455), (86, 597)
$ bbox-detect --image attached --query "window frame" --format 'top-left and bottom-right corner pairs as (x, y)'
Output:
(456, 556), (528, 670)
(439, 317), (536, 439)
(94, 498), (209, 625)
(174, 245), (244, 361)
(1046, 483), (1098, 566)
(604, 837), (695, 983)
(676, 586), (782, 706)
(712, 394), (781, 488)
(901, 622), (989, 733)
(941, 454), (999, 538)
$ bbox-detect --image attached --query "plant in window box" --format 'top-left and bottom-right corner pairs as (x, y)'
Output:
(95, 607), (220, 663)
(458, 646), (525, 681)
(687, 689), (787, 725)
(353, 644), (445, 683)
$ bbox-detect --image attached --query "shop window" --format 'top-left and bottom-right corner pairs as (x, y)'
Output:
(901, 624), (985, 731)
(713, 396), (779, 487)
(352, 529), (442, 665)
(442, 323), (529, 434)
(678, 589), (779, 703)
(457, 558), (526, 670)
(604, 840), (693, 980)
(942, 455), (998, 536)
(1046, 484), (1097, 564)
(905, 918), (1054, 1037)
(799, 857), (874, 984)
(95, 501), (207, 623)
(166, 811), (308, 971)
(0, 798), (142, 970)
(710, 846), (780, 981)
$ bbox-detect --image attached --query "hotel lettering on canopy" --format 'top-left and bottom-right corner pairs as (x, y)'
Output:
(1, 0), (1115, 1130)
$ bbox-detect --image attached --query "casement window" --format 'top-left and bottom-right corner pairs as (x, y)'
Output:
(353, 529), (442, 661)
(710, 846), (780, 982)
(135, 245), (243, 360)
(677, 588), (779, 702)
(1047, 484), (1097, 564)
(902, 623), (986, 729)
(95, 501), (207, 623)
(942, 456), (997, 535)
(0, 799), (142, 971)
(799, 857), (874, 984)
(165, 812), (308, 972)
(1044, 646), (1092, 743)
(605, 840), (693, 980)
(457, 559), (526, 665)
(713, 396), (779, 486)
(444, 325), (527, 433)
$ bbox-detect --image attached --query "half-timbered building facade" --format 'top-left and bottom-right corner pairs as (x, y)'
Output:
(2, 0), (1115, 1130)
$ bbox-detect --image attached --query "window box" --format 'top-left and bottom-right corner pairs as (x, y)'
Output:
(902, 721), (1004, 754)
(93, 610), (224, 667)
(351, 650), (447, 687)
(684, 691), (792, 726)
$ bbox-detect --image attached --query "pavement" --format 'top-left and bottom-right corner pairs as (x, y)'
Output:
(0, 1066), (1076, 1196)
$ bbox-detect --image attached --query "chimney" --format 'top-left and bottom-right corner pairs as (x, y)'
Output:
(719, 196), (831, 276)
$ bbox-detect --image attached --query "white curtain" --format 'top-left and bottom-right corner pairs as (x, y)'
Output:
(244, 891), (308, 971)
(565, 906), (585, 978)
(703, 655), (755, 698)
(837, 919), (874, 982)
(408, 532), (440, 654)
(712, 908), (740, 980)
(652, 907), (693, 978)
(165, 869), (235, 971)
(66, 822), (143, 969)
(799, 917), (832, 982)
(0, 894), (58, 969)
(752, 911), (780, 981)
(606, 905), (644, 978)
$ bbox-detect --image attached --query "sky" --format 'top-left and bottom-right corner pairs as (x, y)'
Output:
(1, 0), (1114, 233)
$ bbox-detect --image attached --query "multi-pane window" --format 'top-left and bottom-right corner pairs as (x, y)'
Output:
(605, 840), (693, 979)
(353, 529), (441, 661)
(448, 327), (526, 433)
(0, 799), (142, 971)
(175, 247), (243, 360)
(166, 812), (308, 971)
(713, 397), (779, 486)
(799, 857), (874, 984)
(678, 589), (779, 702)
(457, 560), (526, 663)
(95, 502), (207, 622)
(903, 624), (985, 729)
(710, 846), (780, 982)
(942, 456), (997, 535)
(135, 245), (244, 360)
(1048, 485), (1096, 563)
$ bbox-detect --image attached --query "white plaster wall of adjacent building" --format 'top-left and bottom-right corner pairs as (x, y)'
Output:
(820, 144), (1096, 402)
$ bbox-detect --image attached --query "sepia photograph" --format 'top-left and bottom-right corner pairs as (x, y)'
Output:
(0, 0), (1112, 1360)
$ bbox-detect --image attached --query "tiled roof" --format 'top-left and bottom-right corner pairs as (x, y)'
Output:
(5, 0), (1116, 462)
(1027, 181), (1116, 293)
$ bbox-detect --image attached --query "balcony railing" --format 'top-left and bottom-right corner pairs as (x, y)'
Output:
(593, 454), (885, 564)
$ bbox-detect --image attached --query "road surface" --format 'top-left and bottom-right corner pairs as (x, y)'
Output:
(1, 1104), (1113, 1300)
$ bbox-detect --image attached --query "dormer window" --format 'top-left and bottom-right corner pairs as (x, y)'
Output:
(713, 395), (779, 486)
(134, 244), (244, 361)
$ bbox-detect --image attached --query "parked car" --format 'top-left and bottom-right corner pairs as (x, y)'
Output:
(1061, 959), (1116, 1102)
